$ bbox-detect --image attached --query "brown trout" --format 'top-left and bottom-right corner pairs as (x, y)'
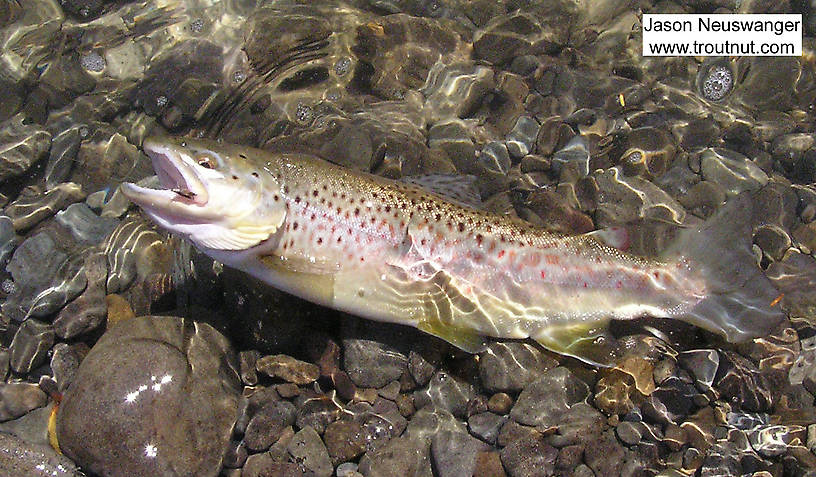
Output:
(122, 137), (783, 365)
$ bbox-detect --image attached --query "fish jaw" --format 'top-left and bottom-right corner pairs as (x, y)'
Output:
(122, 137), (287, 251)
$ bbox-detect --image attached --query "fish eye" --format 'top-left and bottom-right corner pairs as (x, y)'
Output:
(196, 155), (216, 169)
(251, 172), (259, 178)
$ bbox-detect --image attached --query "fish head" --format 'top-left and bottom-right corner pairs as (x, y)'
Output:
(121, 137), (286, 251)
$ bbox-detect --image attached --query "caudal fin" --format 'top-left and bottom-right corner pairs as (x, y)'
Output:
(665, 193), (785, 341)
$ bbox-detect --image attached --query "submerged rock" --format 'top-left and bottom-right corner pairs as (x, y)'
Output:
(57, 316), (241, 477)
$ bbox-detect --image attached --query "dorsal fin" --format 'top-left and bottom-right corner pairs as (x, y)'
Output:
(400, 174), (482, 208)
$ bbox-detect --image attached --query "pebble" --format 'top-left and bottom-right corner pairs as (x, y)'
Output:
(413, 371), (475, 418)
(357, 436), (432, 476)
(9, 319), (54, 374)
(487, 393), (514, 415)
(509, 367), (590, 428)
(256, 354), (319, 385)
(5, 183), (86, 232)
(56, 316), (241, 477)
(479, 342), (557, 393)
(286, 426), (333, 477)
(342, 335), (408, 389)
(431, 429), (490, 477)
(50, 343), (85, 393)
(0, 382), (48, 421)
(52, 252), (108, 339)
(0, 113), (51, 183)
(506, 116), (539, 158)
(0, 432), (83, 476)
(499, 434), (558, 477)
(753, 224), (792, 262)
(324, 419), (367, 465)
(55, 202), (118, 245)
(468, 412), (507, 445)
(243, 399), (296, 452)
(699, 148), (769, 196)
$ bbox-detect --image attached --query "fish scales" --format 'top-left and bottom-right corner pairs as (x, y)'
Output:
(122, 137), (784, 365)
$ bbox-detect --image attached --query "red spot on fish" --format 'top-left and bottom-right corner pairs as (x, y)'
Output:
(540, 270), (547, 279)
(293, 222), (299, 230)
(310, 213), (316, 221)
(616, 281), (623, 289)
(312, 190), (318, 197)
(317, 237), (323, 244)
(498, 250), (506, 259)
(583, 282), (587, 288)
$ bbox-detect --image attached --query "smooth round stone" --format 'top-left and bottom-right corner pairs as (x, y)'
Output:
(0, 383), (48, 421)
(9, 319), (54, 374)
(56, 315), (241, 477)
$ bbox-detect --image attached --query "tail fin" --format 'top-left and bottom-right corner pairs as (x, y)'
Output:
(665, 193), (784, 341)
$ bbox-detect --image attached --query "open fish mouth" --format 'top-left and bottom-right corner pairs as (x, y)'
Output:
(121, 139), (210, 212)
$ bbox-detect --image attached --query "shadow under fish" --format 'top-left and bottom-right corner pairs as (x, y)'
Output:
(121, 137), (785, 366)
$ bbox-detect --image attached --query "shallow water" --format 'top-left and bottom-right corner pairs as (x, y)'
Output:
(1, 0), (816, 476)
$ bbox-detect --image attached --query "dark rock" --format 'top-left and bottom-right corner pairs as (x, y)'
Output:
(0, 383), (48, 421)
(222, 440), (246, 469)
(342, 327), (409, 389)
(506, 116), (539, 158)
(551, 136), (590, 181)
(55, 203), (118, 245)
(239, 350), (260, 386)
(510, 367), (589, 428)
(431, 430), (490, 477)
(286, 426), (332, 477)
(0, 432), (83, 476)
(5, 183), (86, 232)
(616, 421), (644, 446)
(716, 351), (773, 412)
(593, 167), (686, 226)
(50, 343), (86, 393)
(468, 412), (506, 445)
(479, 342), (557, 393)
(487, 393), (513, 415)
(413, 371), (475, 418)
(244, 399), (297, 452)
(678, 349), (720, 396)
(57, 316), (241, 477)
(256, 354), (319, 385)
(428, 119), (477, 174)
(477, 141), (512, 175)
(699, 148), (768, 196)
(324, 420), (367, 465)
(584, 430), (626, 476)
(421, 62), (494, 123)
(0, 114), (51, 183)
(2, 232), (69, 321)
(357, 436), (432, 477)
(53, 252), (108, 339)
(753, 224), (791, 261)
(9, 319), (54, 374)
(473, 451), (507, 477)
(295, 394), (343, 435)
(499, 434), (557, 477)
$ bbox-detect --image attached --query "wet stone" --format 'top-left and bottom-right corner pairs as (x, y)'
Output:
(473, 451), (507, 477)
(551, 136), (590, 181)
(678, 349), (720, 396)
(239, 350), (260, 386)
(753, 224), (791, 262)
(50, 343), (85, 393)
(324, 420), (367, 465)
(428, 119), (477, 174)
(593, 167), (686, 226)
(296, 395), (343, 435)
(616, 421), (643, 446)
(699, 148), (768, 196)
(342, 333), (408, 389)
(53, 252), (107, 339)
(499, 434), (558, 477)
(421, 62), (494, 123)
(0, 114), (51, 183)
(0, 383), (48, 421)
(477, 141), (512, 175)
(222, 440), (246, 469)
(716, 351), (774, 413)
(357, 435), (431, 477)
(57, 316), (241, 477)
(9, 319), (54, 374)
(506, 116), (539, 159)
(413, 371), (475, 418)
(55, 202), (118, 245)
(244, 399), (297, 452)
(468, 412), (507, 445)
(5, 183), (86, 232)
(431, 430), (490, 477)
(584, 430), (626, 477)
(0, 432), (83, 477)
(256, 354), (319, 385)
(286, 426), (332, 477)
(487, 393), (513, 415)
(0, 216), (16, 265)
(479, 342), (557, 393)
